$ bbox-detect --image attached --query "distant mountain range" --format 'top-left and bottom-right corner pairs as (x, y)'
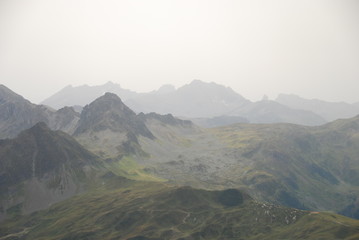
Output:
(276, 93), (359, 122)
(2, 83), (359, 238)
(42, 80), (334, 126)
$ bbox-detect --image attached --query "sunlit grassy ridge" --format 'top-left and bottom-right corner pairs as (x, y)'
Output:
(105, 156), (165, 182)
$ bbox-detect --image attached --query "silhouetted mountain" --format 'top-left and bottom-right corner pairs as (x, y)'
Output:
(41, 80), (327, 126)
(126, 79), (250, 118)
(41, 81), (138, 109)
(232, 100), (326, 126)
(276, 94), (359, 122)
(0, 122), (101, 220)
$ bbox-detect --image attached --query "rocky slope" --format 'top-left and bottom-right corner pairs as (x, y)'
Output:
(0, 85), (79, 139)
(0, 122), (102, 220)
(73, 93), (154, 158)
(135, 115), (359, 219)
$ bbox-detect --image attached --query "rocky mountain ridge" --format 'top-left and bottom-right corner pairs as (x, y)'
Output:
(41, 80), (328, 126)
(0, 122), (102, 220)
(0, 85), (80, 139)
(2, 84), (359, 221)
(1, 85), (359, 238)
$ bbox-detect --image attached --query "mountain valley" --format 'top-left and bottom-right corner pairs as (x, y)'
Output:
(1, 84), (359, 239)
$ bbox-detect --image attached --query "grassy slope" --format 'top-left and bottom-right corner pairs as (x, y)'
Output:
(208, 120), (359, 213)
(1, 180), (359, 240)
(134, 115), (359, 218)
(104, 156), (165, 182)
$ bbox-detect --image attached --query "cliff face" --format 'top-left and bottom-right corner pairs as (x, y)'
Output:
(0, 122), (101, 220)
(0, 85), (79, 139)
(73, 93), (154, 158)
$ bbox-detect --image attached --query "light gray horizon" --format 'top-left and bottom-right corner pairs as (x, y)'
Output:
(1, 0), (359, 103)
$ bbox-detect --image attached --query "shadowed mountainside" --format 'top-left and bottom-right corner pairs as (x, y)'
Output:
(0, 122), (102, 220)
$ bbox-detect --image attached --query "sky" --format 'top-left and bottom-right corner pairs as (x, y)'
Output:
(1, 0), (359, 104)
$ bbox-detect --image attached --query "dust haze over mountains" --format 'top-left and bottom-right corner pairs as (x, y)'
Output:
(2, 1), (359, 238)
(1, 0), (359, 103)
(2, 84), (359, 238)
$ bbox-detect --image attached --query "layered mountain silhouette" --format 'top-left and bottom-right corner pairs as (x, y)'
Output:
(41, 81), (138, 110)
(0, 122), (101, 220)
(0, 86), (157, 157)
(2, 84), (359, 239)
(126, 80), (250, 118)
(41, 80), (327, 126)
(3, 84), (359, 218)
(276, 93), (359, 122)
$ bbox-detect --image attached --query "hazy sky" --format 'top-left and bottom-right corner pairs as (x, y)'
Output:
(1, 0), (359, 103)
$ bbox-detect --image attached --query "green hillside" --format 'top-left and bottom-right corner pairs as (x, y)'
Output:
(137, 115), (359, 218)
(1, 180), (359, 240)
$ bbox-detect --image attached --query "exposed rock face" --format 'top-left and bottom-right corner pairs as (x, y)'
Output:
(48, 106), (80, 135)
(75, 93), (153, 138)
(73, 93), (154, 157)
(0, 122), (101, 220)
(0, 85), (50, 138)
(0, 85), (79, 139)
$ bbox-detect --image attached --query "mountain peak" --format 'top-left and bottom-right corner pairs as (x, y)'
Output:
(74, 93), (153, 140)
(85, 92), (134, 116)
(0, 84), (27, 103)
(28, 121), (49, 132)
(156, 84), (176, 94)
(189, 79), (205, 85)
(102, 92), (122, 99)
(104, 81), (117, 87)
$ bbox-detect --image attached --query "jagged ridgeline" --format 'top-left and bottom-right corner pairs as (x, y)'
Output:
(0, 122), (103, 220)
(1, 84), (359, 239)
(73, 92), (155, 158)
